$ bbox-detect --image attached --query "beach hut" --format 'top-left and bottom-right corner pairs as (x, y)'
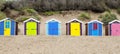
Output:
(66, 19), (83, 36)
(24, 18), (40, 36)
(46, 19), (61, 36)
(86, 20), (103, 36)
(0, 18), (17, 36)
(108, 20), (120, 36)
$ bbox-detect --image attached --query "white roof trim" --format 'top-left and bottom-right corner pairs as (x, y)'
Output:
(0, 18), (14, 22)
(66, 18), (83, 23)
(46, 18), (61, 23)
(109, 20), (120, 24)
(87, 20), (103, 24)
(23, 18), (40, 23)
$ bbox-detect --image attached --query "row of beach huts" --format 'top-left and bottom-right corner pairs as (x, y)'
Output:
(0, 18), (120, 36)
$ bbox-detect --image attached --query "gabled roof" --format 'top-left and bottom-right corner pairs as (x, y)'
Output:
(66, 18), (83, 23)
(87, 20), (103, 24)
(109, 20), (120, 24)
(0, 18), (15, 22)
(46, 18), (61, 23)
(24, 18), (40, 23)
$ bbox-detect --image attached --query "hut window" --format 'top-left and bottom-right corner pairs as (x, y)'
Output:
(93, 23), (97, 30)
(5, 21), (10, 28)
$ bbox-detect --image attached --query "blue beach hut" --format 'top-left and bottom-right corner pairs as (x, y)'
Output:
(86, 20), (103, 36)
(46, 19), (61, 36)
(0, 18), (17, 36)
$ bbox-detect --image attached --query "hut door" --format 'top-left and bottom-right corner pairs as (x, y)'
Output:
(4, 20), (11, 36)
(26, 22), (37, 35)
(70, 23), (80, 36)
(48, 22), (59, 35)
(92, 23), (99, 36)
(111, 24), (120, 36)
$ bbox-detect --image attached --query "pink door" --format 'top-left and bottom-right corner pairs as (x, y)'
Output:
(111, 24), (120, 36)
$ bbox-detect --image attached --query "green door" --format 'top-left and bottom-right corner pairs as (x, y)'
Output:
(26, 22), (37, 36)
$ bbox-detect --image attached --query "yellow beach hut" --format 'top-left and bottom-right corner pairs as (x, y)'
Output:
(66, 19), (83, 36)
(24, 18), (40, 36)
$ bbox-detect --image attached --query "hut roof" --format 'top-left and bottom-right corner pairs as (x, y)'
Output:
(66, 18), (83, 23)
(87, 20), (103, 24)
(23, 18), (40, 23)
(46, 18), (61, 23)
(109, 20), (120, 24)
(0, 18), (15, 22)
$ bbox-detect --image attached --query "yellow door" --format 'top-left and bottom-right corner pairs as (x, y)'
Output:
(70, 23), (80, 36)
(4, 20), (11, 36)
(26, 22), (37, 36)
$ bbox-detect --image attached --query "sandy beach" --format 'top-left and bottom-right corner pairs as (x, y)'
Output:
(1, 0), (120, 54)
(0, 36), (120, 54)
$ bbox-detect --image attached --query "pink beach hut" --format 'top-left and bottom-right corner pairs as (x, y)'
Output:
(109, 20), (120, 36)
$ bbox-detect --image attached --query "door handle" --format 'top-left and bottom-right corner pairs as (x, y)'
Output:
(75, 29), (78, 30)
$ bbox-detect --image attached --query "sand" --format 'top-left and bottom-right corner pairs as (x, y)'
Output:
(0, 36), (120, 54)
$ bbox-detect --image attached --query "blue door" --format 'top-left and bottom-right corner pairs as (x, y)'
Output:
(92, 29), (99, 36)
(48, 21), (59, 35)
(92, 23), (99, 36)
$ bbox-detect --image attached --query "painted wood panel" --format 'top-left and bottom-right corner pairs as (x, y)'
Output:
(70, 23), (80, 36)
(26, 22), (37, 36)
(4, 20), (11, 36)
(11, 20), (16, 35)
(92, 23), (99, 36)
(0, 21), (4, 35)
(111, 24), (120, 36)
(48, 22), (59, 35)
